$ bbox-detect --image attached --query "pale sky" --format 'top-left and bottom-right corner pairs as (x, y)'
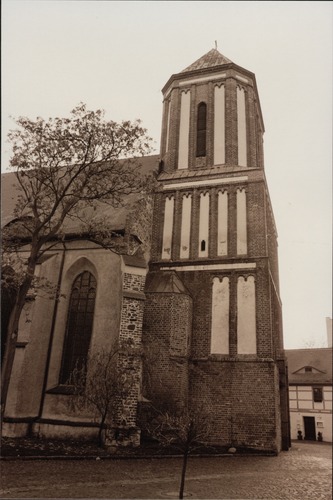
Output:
(2, 1), (332, 348)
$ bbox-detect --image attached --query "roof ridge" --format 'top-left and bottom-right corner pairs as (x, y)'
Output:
(181, 48), (232, 73)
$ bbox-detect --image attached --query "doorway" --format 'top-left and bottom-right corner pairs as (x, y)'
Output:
(303, 416), (316, 440)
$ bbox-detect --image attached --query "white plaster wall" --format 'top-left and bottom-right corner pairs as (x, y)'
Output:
(162, 196), (174, 260)
(5, 348), (26, 415)
(198, 192), (209, 258)
(237, 86), (247, 167)
(45, 242), (123, 395)
(165, 100), (171, 153)
(237, 276), (256, 354)
(289, 385), (332, 441)
(211, 277), (229, 354)
(289, 385), (332, 411)
(5, 250), (64, 418)
(217, 190), (228, 256)
(290, 411), (332, 442)
(180, 194), (192, 259)
(236, 188), (247, 255)
(214, 85), (225, 165)
(178, 90), (191, 169)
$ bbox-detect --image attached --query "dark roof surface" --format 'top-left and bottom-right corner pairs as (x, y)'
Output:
(181, 49), (232, 73)
(146, 271), (191, 295)
(285, 348), (332, 385)
(1, 155), (159, 232)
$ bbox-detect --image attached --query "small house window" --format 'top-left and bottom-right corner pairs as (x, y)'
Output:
(313, 387), (323, 403)
(305, 366), (312, 372)
(200, 240), (206, 252)
(196, 102), (207, 157)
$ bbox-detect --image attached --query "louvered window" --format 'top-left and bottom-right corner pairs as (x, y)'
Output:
(60, 271), (97, 384)
(196, 102), (207, 157)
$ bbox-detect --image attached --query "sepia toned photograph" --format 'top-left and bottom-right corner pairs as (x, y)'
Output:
(1, 1), (332, 499)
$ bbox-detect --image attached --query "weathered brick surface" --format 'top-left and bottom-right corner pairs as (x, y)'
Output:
(190, 359), (281, 450)
(142, 291), (192, 410)
(117, 271), (146, 431)
(122, 273), (145, 293)
(142, 58), (288, 452)
(2, 54), (288, 451)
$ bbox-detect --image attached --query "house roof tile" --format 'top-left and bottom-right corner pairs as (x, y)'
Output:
(285, 348), (332, 385)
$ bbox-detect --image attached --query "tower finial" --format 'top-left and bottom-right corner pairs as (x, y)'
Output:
(215, 40), (217, 50)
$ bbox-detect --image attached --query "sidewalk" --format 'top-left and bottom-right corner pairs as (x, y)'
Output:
(1, 441), (331, 499)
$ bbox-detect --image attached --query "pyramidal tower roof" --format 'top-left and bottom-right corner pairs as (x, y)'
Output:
(181, 48), (232, 73)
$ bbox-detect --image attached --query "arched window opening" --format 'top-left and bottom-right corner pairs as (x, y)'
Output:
(196, 102), (207, 157)
(201, 240), (206, 252)
(60, 271), (97, 384)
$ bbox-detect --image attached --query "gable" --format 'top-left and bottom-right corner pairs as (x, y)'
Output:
(292, 365), (325, 375)
(286, 348), (332, 385)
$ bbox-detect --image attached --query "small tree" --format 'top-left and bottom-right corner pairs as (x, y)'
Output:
(148, 406), (213, 499)
(1, 103), (152, 419)
(69, 341), (139, 447)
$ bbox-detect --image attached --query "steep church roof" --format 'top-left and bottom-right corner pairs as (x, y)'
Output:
(146, 271), (191, 295)
(181, 48), (232, 73)
(1, 155), (159, 231)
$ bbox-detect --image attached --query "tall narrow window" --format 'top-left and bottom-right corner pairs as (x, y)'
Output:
(237, 276), (256, 354)
(60, 271), (97, 384)
(180, 194), (192, 259)
(178, 90), (191, 169)
(198, 192), (209, 257)
(162, 196), (174, 259)
(236, 188), (247, 254)
(211, 277), (230, 354)
(214, 85), (225, 165)
(196, 102), (207, 157)
(165, 99), (171, 153)
(237, 86), (247, 167)
(217, 190), (228, 256)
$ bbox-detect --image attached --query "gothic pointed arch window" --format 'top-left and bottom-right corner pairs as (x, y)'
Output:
(60, 271), (97, 384)
(196, 102), (207, 157)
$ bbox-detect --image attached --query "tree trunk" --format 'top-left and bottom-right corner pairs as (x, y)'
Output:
(1, 264), (36, 422)
(98, 417), (106, 448)
(98, 408), (109, 448)
(179, 450), (189, 499)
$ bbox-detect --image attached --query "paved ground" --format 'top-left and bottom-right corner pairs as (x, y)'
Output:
(0, 441), (331, 499)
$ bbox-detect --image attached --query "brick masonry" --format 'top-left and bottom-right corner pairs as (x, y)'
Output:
(115, 271), (146, 445)
(142, 54), (289, 452)
(2, 51), (289, 453)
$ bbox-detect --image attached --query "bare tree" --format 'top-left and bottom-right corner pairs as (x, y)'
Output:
(148, 406), (213, 499)
(1, 103), (152, 420)
(68, 341), (139, 447)
(141, 341), (214, 498)
(301, 338), (328, 348)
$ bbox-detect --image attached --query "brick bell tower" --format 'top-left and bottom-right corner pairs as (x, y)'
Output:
(143, 49), (290, 452)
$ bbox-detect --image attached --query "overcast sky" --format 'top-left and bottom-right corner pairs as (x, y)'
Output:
(2, 1), (332, 349)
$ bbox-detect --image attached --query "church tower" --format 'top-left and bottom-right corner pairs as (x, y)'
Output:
(143, 49), (290, 452)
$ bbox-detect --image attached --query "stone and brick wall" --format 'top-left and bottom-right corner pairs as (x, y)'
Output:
(115, 265), (146, 443)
